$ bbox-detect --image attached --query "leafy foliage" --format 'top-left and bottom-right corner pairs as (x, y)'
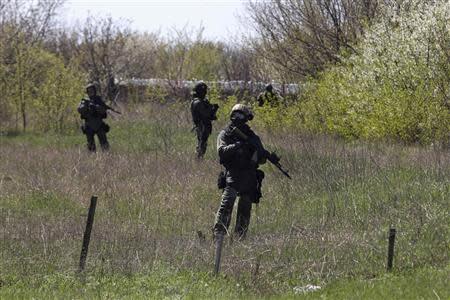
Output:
(0, 39), (84, 133)
(294, 0), (450, 144)
(29, 50), (84, 132)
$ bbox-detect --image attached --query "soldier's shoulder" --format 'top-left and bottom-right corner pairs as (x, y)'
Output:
(243, 125), (257, 137)
(218, 127), (229, 136)
(191, 97), (206, 108)
(191, 97), (201, 104)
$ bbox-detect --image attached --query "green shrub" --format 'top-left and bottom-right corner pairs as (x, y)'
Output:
(294, 0), (450, 144)
(1, 41), (84, 133)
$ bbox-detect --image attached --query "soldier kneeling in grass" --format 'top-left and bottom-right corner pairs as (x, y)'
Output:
(257, 83), (282, 107)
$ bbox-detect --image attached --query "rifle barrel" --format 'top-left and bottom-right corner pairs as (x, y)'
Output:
(275, 163), (292, 179)
(106, 105), (121, 114)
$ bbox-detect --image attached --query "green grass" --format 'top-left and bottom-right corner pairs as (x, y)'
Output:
(0, 103), (448, 299)
(0, 119), (196, 153)
(1, 266), (448, 299)
(301, 266), (450, 300)
(0, 192), (83, 217)
(0, 268), (248, 299)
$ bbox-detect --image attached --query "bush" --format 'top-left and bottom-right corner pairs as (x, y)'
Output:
(31, 52), (85, 132)
(295, 0), (450, 144)
(1, 42), (84, 133)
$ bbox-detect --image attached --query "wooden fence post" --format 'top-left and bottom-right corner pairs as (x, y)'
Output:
(387, 227), (396, 271)
(78, 196), (97, 272)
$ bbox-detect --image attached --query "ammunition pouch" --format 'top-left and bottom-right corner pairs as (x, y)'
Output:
(211, 104), (219, 120)
(217, 170), (227, 190)
(101, 122), (110, 133)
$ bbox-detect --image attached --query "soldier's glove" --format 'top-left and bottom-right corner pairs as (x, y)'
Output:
(88, 103), (96, 113)
(268, 152), (280, 164)
(233, 141), (244, 149)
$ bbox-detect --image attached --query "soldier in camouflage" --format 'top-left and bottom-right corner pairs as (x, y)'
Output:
(257, 83), (281, 107)
(190, 82), (219, 159)
(214, 104), (277, 239)
(77, 83), (110, 152)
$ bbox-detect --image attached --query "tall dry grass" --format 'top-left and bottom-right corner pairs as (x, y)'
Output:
(0, 102), (448, 294)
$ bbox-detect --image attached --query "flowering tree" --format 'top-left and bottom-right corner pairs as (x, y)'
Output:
(298, 0), (450, 143)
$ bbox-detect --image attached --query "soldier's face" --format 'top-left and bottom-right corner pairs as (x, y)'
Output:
(198, 87), (207, 98)
(87, 87), (96, 98)
(231, 111), (248, 126)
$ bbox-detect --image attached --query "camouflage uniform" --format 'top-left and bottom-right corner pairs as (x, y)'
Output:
(257, 83), (281, 107)
(190, 82), (219, 158)
(214, 104), (270, 238)
(78, 84), (110, 152)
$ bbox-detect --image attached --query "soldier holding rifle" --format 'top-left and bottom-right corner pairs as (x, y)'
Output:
(77, 83), (120, 152)
(213, 104), (290, 240)
(190, 81), (219, 159)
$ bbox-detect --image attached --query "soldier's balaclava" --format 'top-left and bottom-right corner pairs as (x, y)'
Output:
(265, 83), (273, 93)
(230, 104), (254, 126)
(193, 82), (208, 99)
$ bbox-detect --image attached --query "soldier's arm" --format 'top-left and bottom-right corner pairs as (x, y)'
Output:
(249, 134), (270, 164)
(217, 131), (242, 163)
(257, 94), (264, 107)
(77, 100), (90, 118)
(93, 98), (107, 116)
(191, 100), (202, 123)
(195, 101), (215, 120)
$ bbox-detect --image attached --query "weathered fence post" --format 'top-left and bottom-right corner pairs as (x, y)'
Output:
(387, 227), (396, 271)
(78, 196), (97, 272)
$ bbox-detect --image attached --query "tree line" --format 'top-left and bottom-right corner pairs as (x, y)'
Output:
(0, 0), (448, 144)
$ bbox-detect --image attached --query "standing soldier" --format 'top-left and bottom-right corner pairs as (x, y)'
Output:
(257, 83), (281, 107)
(77, 83), (110, 152)
(190, 81), (219, 159)
(213, 104), (282, 239)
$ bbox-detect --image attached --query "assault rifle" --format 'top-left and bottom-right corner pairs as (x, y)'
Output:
(230, 126), (292, 179)
(83, 98), (122, 115)
(104, 104), (121, 115)
(107, 89), (122, 114)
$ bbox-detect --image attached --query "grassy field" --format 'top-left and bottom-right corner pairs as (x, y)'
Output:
(1, 103), (449, 299)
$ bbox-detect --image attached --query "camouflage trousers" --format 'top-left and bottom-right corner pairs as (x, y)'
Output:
(85, 129), (109, 152)
(195, 122), (212, 158)
(214, 186), (253, 238)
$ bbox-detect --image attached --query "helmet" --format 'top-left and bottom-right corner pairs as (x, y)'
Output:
(86, 83), (97, 92)
(231, 104), (254, 120)
(193, 81), (208, 95)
